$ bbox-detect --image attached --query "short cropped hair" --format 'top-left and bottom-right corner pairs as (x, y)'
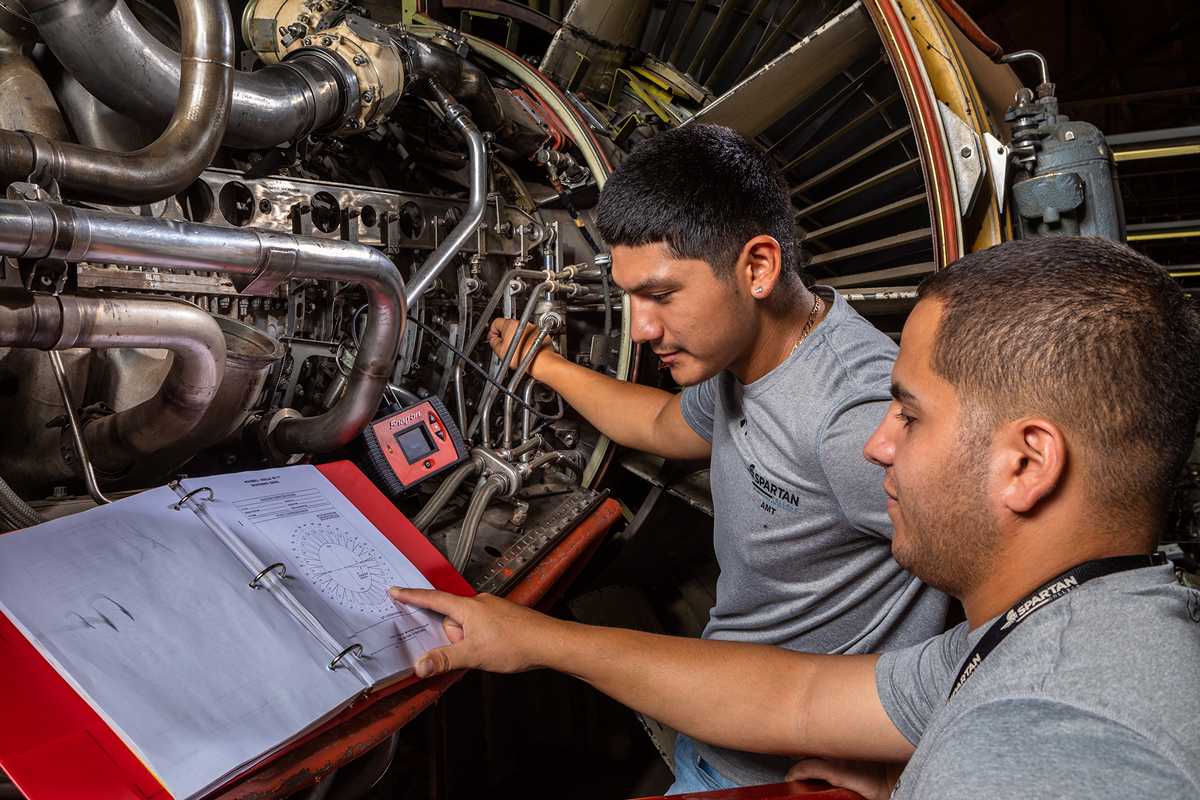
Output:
(918, 237), (1200, 521)
(595, 124), (798, 279)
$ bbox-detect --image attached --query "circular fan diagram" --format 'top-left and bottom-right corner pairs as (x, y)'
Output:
(290, 522), (398, 614)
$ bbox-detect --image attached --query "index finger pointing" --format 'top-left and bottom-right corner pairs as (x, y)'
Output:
(389, 587), (469, 619)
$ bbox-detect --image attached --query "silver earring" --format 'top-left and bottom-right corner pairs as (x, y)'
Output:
(753, 286), (764, 296)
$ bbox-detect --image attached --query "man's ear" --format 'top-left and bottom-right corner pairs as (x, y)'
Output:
(994, 417), (1067, 514)
(738, 235), (784, 298)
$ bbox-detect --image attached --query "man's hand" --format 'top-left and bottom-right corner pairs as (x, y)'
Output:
(389, 587), (561, 677)
(488, 318), (555, 371)
(785, 757), (903, 800)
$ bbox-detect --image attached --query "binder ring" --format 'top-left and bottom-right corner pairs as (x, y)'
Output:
(248, 562), (287, 589)
(328, 643), (364, 671)
(171, 486), (214, 511)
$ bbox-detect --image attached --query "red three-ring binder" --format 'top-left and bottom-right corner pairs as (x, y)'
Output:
(0, 461), (472, 800)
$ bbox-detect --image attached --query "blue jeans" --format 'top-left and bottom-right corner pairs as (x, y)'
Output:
(666, 734), (740, 795)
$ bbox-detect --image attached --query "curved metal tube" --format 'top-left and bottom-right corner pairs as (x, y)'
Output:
(0, 292), (225, 478)
(452, 473), (505, 571)
(2, 0), (233, 202)
(404, 80), (488, 306)
(47, 349), (110, 503)
(474, 280), (551, 444)
(452, 268), (548, 431)
(522, 449), (581, 479)
(412, 457), (480, 531)
(0, 198), (406, 455)
(502, 327), (549, 448)
(405, 38), (503, 130)
(24, 0), (346, 150)
(1000, 50), (1050, 87)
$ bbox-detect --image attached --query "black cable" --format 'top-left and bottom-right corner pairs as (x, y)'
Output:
(405, 314), (557, 424)
(558, 185), (615, 340)
(558, 184), (602, 255)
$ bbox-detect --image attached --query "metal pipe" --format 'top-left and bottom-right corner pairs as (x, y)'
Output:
(403, 80), (488, 306)
(453, 267), (520, 430)
(47, 349), (111, 503)
(501, 433), (543, 461)
(521, 379), (539, 443)
(451, 268), (550, 431)
(474, 281), (551, 444)
(452, 473), (505, 570)
(0, 198), (405, 456)
(0, 291), (225, 479)
(24, 0), (347, 150)
(4, 0), (233, 203)
(522, 449), (580, 478)
(502, 327), (550, 448)
(412, 457), (481, 531)
(404, 38), (504, 130)
(1000, 50), (1050, 88)
(133, 317), (284, 481)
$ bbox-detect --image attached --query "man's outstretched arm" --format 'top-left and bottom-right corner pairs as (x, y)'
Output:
(390, 587), (915, 763)
(488, 318), (711, 460)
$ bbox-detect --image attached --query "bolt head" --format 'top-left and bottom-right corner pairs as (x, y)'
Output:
(361, 90), (375, 102)
(1064, 130), (1076, 141)
(320, 36), (332, 46)
(302, 37), (312, 46)
(353, 54), (367, 65)
(960, 146), (972, 158)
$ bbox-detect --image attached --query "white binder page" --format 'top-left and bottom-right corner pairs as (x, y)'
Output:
(0, 485), (366, 799)
(201, 465), (451, 686)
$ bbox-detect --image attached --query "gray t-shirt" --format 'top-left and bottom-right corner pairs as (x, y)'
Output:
(877, 564), (1200, 799)
(680, 288), (949, 785)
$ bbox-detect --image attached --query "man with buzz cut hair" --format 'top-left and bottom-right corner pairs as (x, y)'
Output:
(486, 123), (948, 790)
(396, 236), (1200, 798)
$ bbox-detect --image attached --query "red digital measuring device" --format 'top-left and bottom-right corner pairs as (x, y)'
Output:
(362, 396), (467, 495)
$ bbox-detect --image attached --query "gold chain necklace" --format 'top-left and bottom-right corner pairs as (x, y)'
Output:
(790, 292), (824, 355)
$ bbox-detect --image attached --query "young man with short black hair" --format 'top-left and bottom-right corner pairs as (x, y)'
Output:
(398, 236), (1200, 798)
(487, 123), (947, 790)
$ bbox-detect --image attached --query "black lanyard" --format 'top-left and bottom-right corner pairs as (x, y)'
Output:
(948, 552), (1168, 700)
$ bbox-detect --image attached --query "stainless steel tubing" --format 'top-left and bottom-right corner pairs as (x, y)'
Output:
(411, 456), (481, 531)
(452, 268), (551, 431)
(451, 473), (505, 571)
(403, 80), (488, 306)
(0, 291), (226, 478)
(453, 268), (515, 430)
(404, 38), (503, 130)
(474, 280), (551, 445)
(3, 0), (233, 203)
(134, 317), (284, 480)
(23, 0), (348, 150)
(502, 326), (549, 448)
(0, 198), (406, 455)
(1000, 50), (1051, 88)
(522, 449), (576, 477)
(47, 349), (111, 503)
(521, 379), (538, 442)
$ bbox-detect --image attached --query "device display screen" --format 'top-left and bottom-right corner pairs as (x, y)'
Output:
(394, 424), (436, 464)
